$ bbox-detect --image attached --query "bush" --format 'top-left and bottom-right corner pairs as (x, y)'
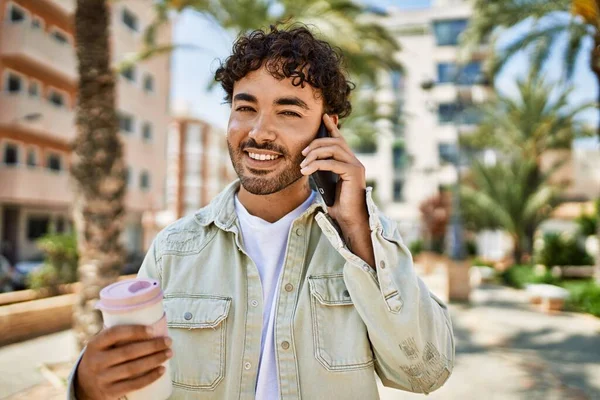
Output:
(29, 233), (79, 290)
(575, 200), (598, 237)
(500, 264), (558, 289)
(470, 257), (494, 268)
(465, 239), (478, 257)
(409, 240), (423, 256)
(27, 264), (60, 292)
(561, 280), (600, 317)
(535, 233), (593, 267)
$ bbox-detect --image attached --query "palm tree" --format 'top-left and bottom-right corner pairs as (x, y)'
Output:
(71, 0), (126, 348)
(463, 0), (600, 281)
(148, 0), (402, 83)
(461, 158), (563, 263)
(461, 74), (594, 158)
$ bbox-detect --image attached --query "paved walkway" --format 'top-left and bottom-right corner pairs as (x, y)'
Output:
(2, 266), (600, 399)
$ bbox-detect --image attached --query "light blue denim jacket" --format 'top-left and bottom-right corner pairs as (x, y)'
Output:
(68, 180), (454, 399)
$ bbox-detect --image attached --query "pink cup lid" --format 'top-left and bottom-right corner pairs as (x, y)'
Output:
(95, 278), (163, 314)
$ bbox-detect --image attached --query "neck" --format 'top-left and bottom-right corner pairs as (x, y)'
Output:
(237, 177), (313, 223)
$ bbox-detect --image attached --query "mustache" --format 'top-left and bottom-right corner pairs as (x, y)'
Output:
(241, 139), (286, 155)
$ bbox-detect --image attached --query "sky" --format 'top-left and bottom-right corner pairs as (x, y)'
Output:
(170, 0), (598, 150)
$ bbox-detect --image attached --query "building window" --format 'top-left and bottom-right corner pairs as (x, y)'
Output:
(48, 90), (66, 107)
(27, 149), (37, 167)
(142, 122), (153, 141)
(433, 19), (468, 46)
(3, 143), (19, 166)
(438, 103), (460, 124)
(140, 170), (150, 191)
(143, 74), (154, 92)
(47, 153), (62, 171)
(118, 113), (135, 134)
(121, 66), (136, 82)
(8, 3), (27, 23)
(393, 180), (404, 202)
(28, 81), (40, 98)
(125, 166), (132, 186)
(392, 145), (406, 170)
(27, 216), (50, 240)
(50, 29), (69, 45)
(438, 62), (482, 84)
(55, 216), (66, 233)
(6, 72), (23, 93)
(122, 8), (139, 32)
(438, 143), (458, 164)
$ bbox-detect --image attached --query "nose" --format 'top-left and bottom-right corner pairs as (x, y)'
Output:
(248, 115), (276, 142)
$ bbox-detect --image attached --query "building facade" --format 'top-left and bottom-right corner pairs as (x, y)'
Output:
(142, 115), (236, 249)
(0, 0), (171, 263)
(357, 0), (491, 245)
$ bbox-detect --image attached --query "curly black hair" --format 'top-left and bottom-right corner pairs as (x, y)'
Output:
(215, 25), (354, 119)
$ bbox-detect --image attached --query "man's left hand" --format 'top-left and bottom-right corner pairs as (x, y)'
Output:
(299, 114), (368, 230)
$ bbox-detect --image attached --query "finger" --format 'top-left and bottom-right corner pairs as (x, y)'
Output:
(301, 159), (364, 181)
(101, 349), (172, 384)
(302, 138), (352, 157)
(323, 114), (343, 139)
(106, 366), (166, 398)
(300, 145), (355, 169)
(90, 325), (155, 351)
(100, 336), (172, 368)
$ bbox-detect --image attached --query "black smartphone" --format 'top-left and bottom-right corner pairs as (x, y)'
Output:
(310, 121), (339, 207)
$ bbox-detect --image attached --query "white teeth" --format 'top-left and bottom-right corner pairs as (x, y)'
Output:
(248, 152), (280, 161)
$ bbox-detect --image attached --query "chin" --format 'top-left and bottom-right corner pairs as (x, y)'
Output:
(239, 172), (304, 196)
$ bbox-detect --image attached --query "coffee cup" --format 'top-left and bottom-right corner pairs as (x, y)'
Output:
(95, 278), (172, 400)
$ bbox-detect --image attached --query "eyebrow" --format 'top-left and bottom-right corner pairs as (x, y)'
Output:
(233, 93), (310, 110)
(274, 96), (310, 110)
(233, 93), (257, 103)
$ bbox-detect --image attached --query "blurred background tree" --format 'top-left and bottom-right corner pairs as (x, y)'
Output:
(461, 159), (563, 263)
(71, 0), (126, 348)
(463, 0), (600, 281)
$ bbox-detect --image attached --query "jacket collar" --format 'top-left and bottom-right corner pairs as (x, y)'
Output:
(193, 179), (327, 231)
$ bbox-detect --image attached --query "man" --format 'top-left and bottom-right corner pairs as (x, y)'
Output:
(69, 26), (454, 399)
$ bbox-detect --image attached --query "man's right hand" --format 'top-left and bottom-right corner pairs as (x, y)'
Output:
(75, 325), (173, 399)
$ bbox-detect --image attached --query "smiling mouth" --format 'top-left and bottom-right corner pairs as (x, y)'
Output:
(243, 151), (283, 170)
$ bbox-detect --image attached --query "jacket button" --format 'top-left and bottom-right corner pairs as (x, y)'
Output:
(251, 299), (259, 307)
(244, 362), (252, 370)
(284, 283), (293, 292)
(184, 312), (192, 320)
(379, 260), (386, 269)
(295, 227), (304, 236)
(281, 341), (290, 350)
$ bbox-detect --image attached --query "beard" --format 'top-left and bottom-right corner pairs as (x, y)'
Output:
(228, 138), (309, 195)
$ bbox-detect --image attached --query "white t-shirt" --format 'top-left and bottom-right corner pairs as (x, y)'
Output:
(234, 191), (316, 400)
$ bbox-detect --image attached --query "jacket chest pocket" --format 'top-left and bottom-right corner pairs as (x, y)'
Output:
(164, 295), (231, 391)
(308, 275), (374, 371)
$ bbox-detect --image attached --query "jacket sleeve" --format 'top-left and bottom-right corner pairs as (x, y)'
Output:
(325, 188), (455, 394)
(64, 239), (162, 399)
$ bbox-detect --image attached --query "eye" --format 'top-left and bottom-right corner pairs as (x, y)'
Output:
(236, 106), (255, 112)
(280, 111), (301, 117)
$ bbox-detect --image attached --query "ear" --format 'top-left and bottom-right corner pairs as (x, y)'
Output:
(329, 114), (339, 127)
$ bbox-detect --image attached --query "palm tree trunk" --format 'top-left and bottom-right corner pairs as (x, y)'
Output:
(71, 0), (127, 349)
(592, 30), (600, 285)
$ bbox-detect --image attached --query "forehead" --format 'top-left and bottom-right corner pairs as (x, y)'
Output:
(232, 67), (323, 105)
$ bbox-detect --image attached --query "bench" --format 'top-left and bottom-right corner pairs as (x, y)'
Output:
(525, 284), (570, 312)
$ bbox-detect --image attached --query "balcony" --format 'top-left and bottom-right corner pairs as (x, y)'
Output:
(0, 93), (76, 145)
(0, 23), (76, 82)
(0, 166), (72, 206)
(44, 0), (76, 15)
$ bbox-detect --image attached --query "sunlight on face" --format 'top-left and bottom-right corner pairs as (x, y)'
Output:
(227, 66), (324, 195)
